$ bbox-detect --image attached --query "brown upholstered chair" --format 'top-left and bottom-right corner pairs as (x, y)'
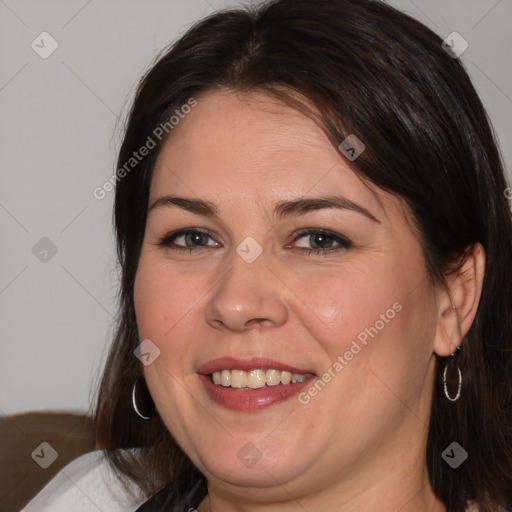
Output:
(0, 412), (96, 512)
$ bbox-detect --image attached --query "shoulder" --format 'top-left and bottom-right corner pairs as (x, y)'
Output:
(20, 449), (148, 512)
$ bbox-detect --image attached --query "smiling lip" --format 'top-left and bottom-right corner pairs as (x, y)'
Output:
(197, 357), (316, 412)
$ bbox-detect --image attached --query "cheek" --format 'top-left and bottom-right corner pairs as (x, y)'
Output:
(133, 260), (199, 415)
(287, 259), (432, 393)
(302, 275), (433, 434)
(285, 266), (400, 357)
(133, 261), (165, 339)
(133, 258), (197, 359)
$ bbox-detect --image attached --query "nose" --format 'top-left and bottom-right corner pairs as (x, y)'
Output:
(204, 245), (289, 333)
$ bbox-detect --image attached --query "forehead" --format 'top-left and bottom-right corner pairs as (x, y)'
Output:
(152, 89), (333, 182)
(149, 89), (396, 222)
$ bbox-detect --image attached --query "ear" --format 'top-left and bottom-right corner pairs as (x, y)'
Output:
(433, 242), (486, 357)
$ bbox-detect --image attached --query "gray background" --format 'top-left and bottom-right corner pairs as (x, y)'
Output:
(1, 0), (511, 416)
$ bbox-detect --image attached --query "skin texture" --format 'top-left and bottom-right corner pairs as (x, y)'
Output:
(133, 89), (485, 512)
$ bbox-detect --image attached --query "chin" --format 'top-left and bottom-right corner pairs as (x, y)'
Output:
(191, 434), (312, 488)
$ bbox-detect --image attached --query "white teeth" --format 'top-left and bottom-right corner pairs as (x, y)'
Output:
(247, 369), (266, 388)
(230, 370), (247, 388)
(280, 371), (292, 384)
(210, 369), (310, 388)
(221, 369), (231, 387)
(265, 369), (281, 386)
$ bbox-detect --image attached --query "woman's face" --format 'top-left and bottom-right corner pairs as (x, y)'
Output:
(134, 89), (440, 502)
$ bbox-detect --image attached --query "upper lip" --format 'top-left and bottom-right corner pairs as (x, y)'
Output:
(197, 356), (316, 375)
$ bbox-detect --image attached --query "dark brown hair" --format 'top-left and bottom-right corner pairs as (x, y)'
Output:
(93, 1), (512, 510)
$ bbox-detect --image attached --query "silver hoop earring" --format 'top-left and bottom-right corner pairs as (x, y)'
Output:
(132, 377), (155, 420)
(443, 353), (462, 402)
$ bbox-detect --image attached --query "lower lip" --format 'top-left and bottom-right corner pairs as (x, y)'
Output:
(199, 374), (314, 411)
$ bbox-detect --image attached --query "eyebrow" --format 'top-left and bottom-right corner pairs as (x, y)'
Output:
(147, 195), (380, 223)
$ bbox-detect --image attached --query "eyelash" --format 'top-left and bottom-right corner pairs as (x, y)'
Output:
(157, 228), (352, 256)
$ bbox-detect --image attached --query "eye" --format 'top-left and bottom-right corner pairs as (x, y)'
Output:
(289, 228), (352, 255)
(156, 227), (352, 256)
(157, 229), (219, 252)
